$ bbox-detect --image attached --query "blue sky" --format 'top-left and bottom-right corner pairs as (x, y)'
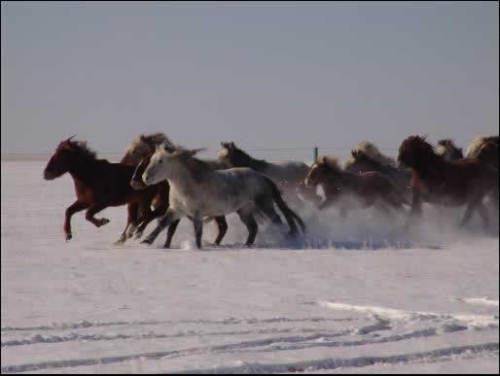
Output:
(2, 1), (498, 160)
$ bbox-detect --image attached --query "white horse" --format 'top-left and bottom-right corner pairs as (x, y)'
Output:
(140, 145), (305, 249)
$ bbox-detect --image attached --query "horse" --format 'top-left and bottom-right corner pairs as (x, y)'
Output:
(465, 135), (499, 168)
(397, 135), (498, 230)
(435, 139), (464, 161)
(115, 133), (173, 243)
(43, 137), (165, 242)
(304, 156), (408, 217)
(217, 141), (320, 205)
(346, 149), (412, 194)
(140, 145), (306, 249)
(344, 141), (396, 172)
(129, 152), (229, 247)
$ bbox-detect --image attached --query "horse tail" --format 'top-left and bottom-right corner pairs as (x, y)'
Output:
(264, 176), (306, 235)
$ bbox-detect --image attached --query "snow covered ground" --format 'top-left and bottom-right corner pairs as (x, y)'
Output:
(1, 161), (498, 373)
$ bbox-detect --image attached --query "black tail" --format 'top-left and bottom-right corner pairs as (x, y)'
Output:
(264, 177), (306, 235)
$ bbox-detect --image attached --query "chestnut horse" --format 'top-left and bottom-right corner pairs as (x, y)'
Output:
(398, 135), (498, 229)
(346, 149), (412, 196)
(118, 133), (173, 242)
(304, 156), (408, 217)
(43, 137), (164, 242)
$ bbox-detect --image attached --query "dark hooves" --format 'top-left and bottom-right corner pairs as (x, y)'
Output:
(65, 234), (72, 241)
(141, 238), (153, 245)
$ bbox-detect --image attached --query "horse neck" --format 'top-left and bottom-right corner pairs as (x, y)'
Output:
(412, 153), (447, 180)
(323, 168), (354, 188)
(233, 151), (268, 171)
(67, 154), (103, 185)
(166, 159), (211, 193)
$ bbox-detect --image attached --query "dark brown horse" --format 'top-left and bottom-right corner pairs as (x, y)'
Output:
(304, 156), (408, 217)
(43, 137), (164, 242)
(398, 135), (498, 229)
(129, 151), (229, 248)
(435, 139), (464, 162)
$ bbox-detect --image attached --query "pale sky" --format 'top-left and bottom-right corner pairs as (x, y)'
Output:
(1, 1), (498, 161)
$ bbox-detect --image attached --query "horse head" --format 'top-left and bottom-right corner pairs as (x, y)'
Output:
(398, 135), (435, 169)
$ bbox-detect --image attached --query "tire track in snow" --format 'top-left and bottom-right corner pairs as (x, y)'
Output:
(175, 342), (500, 374)
(2, 341), (497, 374)
(1, 326), (332, 348)
(0, 316), (353, 333)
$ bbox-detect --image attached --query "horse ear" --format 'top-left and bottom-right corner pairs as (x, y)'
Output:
(163, 142), (176, 153)
(66, 135), (76, 143)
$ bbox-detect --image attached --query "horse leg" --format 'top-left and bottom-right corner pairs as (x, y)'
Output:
(193, 217), (203, 249)
(115, 202), (139, 244)
(459, 198), (479, 228)
(404, 188), (422, 229)
(256, 196), (283, 226)
(133, 201), (166, 240)
(213, 216), (228, 245)
(476, 201), (490, 231)
(163, 219), (181, 248)
(85, 203), (110, 227)
(64, 201), (89, 241)
(142, 209), (178, 245)
(237, 210), (258, 247)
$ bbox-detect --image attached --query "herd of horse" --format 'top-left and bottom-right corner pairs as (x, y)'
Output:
(43, 133), (499, 249)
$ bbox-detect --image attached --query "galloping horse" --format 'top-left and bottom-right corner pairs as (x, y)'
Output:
(398, 135), (498, 229)
(43, 137), (164, 242)
(435, 139), (464, 162)
(304, 156), (408, 217)
(116, 133), (173, 242)
(344, 141), (396, 173)
(130, 150), (229, 247)
(346, 149), (411, 195)
(140, 145), (306, 249)
(465, 135), (499, 168)
(217, 141), (320, 205)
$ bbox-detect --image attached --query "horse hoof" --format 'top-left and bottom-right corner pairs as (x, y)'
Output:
(141, 239), (153, 245)
(65, 234), (72, 241)
(100, 218), (110, 226)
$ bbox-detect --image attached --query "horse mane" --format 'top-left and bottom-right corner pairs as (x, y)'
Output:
(435, 139), (463, 159)
(465, 135), (499, 159)
(65, 140), (98, 160)
(345, 141), (395, 169)
(318, 155), (343, 172)
(227, 143), (269, 170)
(350, 149), (385, 169)
(126, 132), (175, 155)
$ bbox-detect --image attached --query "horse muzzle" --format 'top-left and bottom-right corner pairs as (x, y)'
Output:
(43, 170), (57, 180)
(130, 178), (147, 190)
